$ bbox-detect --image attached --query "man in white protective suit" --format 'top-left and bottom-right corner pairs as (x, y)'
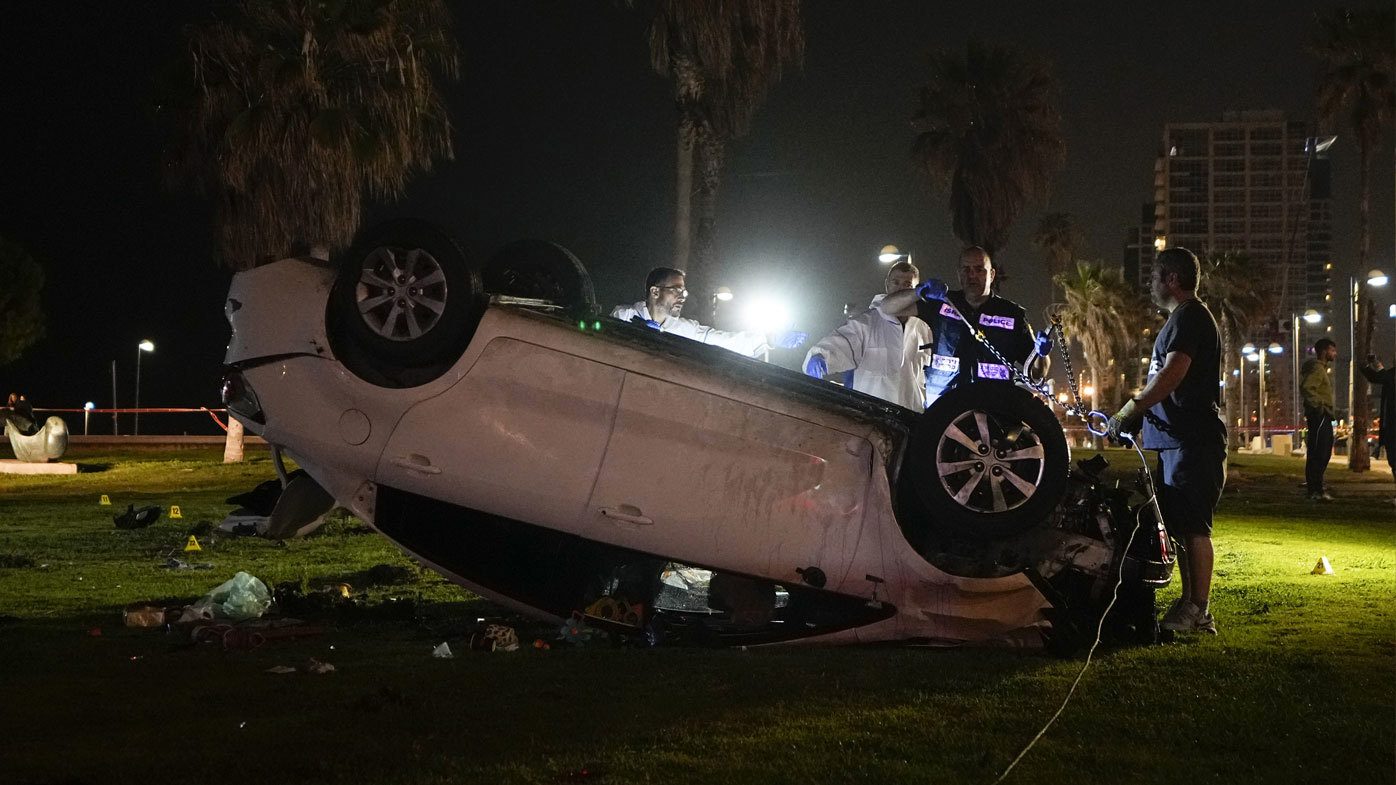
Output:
(800, 260), (932, 410)
(611, 267), (807, 357)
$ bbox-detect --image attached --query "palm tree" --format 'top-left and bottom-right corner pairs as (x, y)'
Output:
(1053, 261), (1136, 411)
(912, 42), (1064, 254)
(637, 0), (804, 294)
(165, 0), (460, 460)
(164, 0), (460, 271)
(1032, 212), (1086, 279)
(1312, 6), (1395, 472)
(1032, 211), (1087, 304)
(1201, 251), (1274, 448)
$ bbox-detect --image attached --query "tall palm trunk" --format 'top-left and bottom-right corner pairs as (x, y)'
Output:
(223, 417), (244, 463)
(671, 55), (703, 273)
(674, 117), (695, 272)
(687, 127), (725, 322)
(1349, 142), (1372, 472)
(1220, 318), (1240, 449)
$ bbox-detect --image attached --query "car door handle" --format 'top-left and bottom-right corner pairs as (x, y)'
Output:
(598, 506), (653, 526)
(389, 454), (442, 475)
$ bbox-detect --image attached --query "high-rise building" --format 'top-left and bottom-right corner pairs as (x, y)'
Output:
(1152, 110), (1334, 329)
(1122, 202), (1157, 291)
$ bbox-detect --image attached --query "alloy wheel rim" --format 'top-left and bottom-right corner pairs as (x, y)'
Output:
(354, 246), (449, 341)
(935, 409), (1046, 513)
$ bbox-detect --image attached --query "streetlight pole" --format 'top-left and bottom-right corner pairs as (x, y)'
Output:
(110, 360), (118, 436)
(1238, 353), (1245, 444)
(1292, 310), (1323, 435)
(1260, 342), (1283, 449)
(1259, 351), (1266, 448)
(1242, 344), (1256, 446)
(135, 339), (155, 436)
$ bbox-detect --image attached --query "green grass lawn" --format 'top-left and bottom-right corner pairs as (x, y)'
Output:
(0, 447), (1392, 784)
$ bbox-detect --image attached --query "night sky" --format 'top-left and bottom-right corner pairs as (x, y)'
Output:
(2, 1), (1392, 434)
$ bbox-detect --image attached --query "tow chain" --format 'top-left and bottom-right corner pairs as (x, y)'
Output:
(940, 303), (1109, 435)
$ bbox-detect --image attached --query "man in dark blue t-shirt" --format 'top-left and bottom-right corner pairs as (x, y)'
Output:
(1108, 247), (1226, 635)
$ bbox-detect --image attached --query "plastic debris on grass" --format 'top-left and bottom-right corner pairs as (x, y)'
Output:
(432, 641), (453, 658)
(559, 613), (599, 644)
(123, 603), (166, 627)
(467, 623), (520, 652)
(188, 571), (272, 620)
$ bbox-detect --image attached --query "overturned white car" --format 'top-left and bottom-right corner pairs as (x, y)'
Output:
(222, 220), (1171, 649)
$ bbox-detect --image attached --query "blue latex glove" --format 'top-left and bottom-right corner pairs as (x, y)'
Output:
(774, 330), (808, 349)
(804, 355), (827, 379)
(630, 315), (661, 330)
(1033, 329), (1053, 355)
(916, 278), (949, 302)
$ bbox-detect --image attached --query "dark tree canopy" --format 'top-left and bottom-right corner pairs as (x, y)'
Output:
(635, 0), (804, 281)
(163, 0), (460, 269)
(1310, 5), (1395, 471)
(912, 41), (1064, 255)
(0, 236), (45, 368)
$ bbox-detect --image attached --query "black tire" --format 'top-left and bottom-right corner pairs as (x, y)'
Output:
(483, 239), (596, 313)
(904, 384), (1069, 540)
(327, 219), (486, 388)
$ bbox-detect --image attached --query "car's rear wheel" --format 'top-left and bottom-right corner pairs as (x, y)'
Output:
(903, 383), (1069, 540)
(483, 239), (596, 313)
(327, 219), (487, 388)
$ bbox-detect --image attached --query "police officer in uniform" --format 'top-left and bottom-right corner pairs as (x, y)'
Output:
(880, 246), (1050, 406)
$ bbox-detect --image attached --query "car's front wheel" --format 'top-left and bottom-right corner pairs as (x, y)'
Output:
(327, 219), (487, 388)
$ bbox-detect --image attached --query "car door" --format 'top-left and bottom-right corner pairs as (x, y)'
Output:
(377, 336), (624, 533)
(585, 371), (873, 587)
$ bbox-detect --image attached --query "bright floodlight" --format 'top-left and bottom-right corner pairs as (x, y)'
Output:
(1245, 353), (1260, 362)
(138, 339), (155, 352)
(1153, 236), (1167, 251)
(1367, 269), (1389, 287)
(1241, 343), (1257, 354)
(1389, 304), (1395, 319)
(1082, 385), (1094, 398)
(742, 297), (792, 334)
(84, 401), (95, 410)
(1303, 309), (1322, 324)
(713, 286), (734, 302)
(1267, 342), (1283, 354)
(878, 245), (902, 264)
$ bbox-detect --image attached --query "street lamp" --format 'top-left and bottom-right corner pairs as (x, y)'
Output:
(878, 245), (911, 265)
(1241, 343), (1257, 443)
(711, 287), (733, 324)
(1248, 343), (1283, 448)
(83, 402), (95, 436)
(1291, 309), (1323, 432)
(135, 339), (155, 436)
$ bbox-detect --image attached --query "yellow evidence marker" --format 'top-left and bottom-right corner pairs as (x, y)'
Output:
(170, 505), (183, 519)
(100, 495), (111, 505)
(184, 535), (202, 552)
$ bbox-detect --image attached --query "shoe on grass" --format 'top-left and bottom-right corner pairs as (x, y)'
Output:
(1160, 600), (1217, 635)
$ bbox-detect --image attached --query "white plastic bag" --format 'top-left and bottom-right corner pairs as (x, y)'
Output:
(191, 571), (272, 620)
